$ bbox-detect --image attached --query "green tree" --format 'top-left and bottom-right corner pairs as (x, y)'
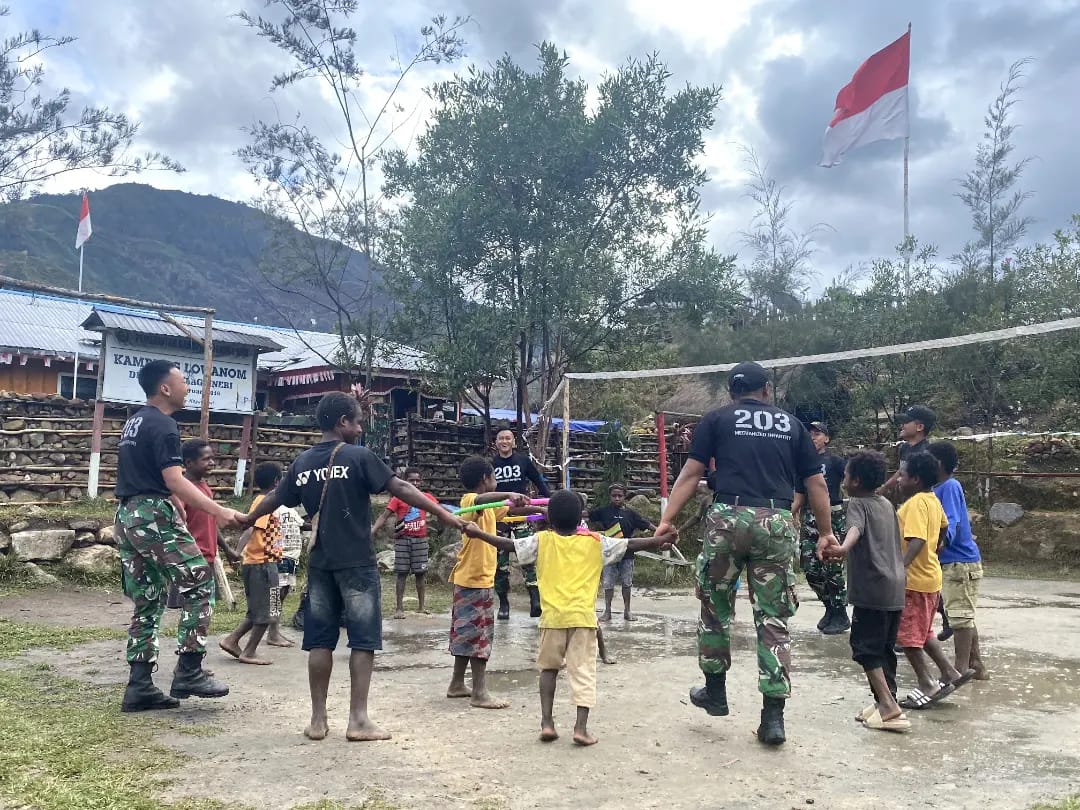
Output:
(0, 6), (180, 202)
(236, 0), (468, 385)
(384, 43), (733, 444)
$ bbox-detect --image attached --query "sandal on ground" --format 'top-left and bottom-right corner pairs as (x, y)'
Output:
(899, 682), (955, 710)
(863, 709), (912, 733)
(951, 669), (977, 690)
(856, 704), (877, 722)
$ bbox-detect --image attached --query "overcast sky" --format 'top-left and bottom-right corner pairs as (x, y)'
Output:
(16, 0), (1080, 291)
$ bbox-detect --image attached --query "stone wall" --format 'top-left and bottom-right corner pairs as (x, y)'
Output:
(0, 504), (123, 584)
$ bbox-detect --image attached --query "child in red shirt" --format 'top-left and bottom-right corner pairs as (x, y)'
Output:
(373, 468), (438, 617)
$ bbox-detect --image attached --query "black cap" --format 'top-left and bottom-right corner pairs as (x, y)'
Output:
(897, 405), (936, 432)
(728, 361), (770, 395)
(809, 420), (831, 436)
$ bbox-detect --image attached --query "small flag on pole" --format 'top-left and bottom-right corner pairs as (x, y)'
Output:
(820, 31), (910, 168)
(75, 192), (92, 249)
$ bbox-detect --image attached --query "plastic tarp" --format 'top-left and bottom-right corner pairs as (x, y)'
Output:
(461, 407), (607, 433)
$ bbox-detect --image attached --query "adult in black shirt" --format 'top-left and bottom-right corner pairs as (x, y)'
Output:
(246, 391), (466, 742)
(491, 428), (551, 619)
(658, 361), (834, 746)
(589, 483), (656, 621)
(793, 422), (851, 635)
(114, 360), (242, 713)
(880, 405), (935, 499)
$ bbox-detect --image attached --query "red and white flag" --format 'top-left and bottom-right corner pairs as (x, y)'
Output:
(820, 31), (910, 168)
(74, 192), (92, 249)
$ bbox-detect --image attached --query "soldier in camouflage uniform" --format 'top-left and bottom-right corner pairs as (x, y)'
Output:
(658, 362), (836, 746)
(115, 360), (241, 713)
(793, 422), (850, 635)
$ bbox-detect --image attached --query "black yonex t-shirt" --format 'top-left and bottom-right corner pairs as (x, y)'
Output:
(588, 505), (653, 538)
(115, 405), (183, 499)
(492, 451), (551, 497)
(796, 452), (847, 505)
(275, 441), (394, 570)
(689, 399), (821, 503)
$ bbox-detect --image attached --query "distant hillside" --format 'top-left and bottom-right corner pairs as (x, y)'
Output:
(0, 183), (384, 328)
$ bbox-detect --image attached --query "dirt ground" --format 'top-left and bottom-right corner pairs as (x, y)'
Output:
(3, 577), (1079, 810)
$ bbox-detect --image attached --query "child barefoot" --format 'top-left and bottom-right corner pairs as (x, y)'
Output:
(819, 451), (909, 732)
(447, 457), (531, 709)
(465, 489), (674, 745)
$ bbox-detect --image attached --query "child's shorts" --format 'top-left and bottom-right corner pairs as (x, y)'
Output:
(601, 557), (634, 589)
(941, 562), (982, 629)
(242, 561), (281, 625)
(850, 606), (902, 670)
(302, 565), (382, 652)
(448, 586), (494, 660)
(897, 589), (939, 648)
(537, 627), (597, 708)
(394, 535), (430, 575)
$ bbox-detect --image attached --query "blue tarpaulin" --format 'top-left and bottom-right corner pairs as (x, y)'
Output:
(461, 407), (607, 433)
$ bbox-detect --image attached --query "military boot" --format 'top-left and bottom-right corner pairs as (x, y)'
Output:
(689, 673), (729, 716)
(822, 606), (851, 635)
(816, 605), (832, 631)
(170, 652), (229, 699)
(757, 696), (786, 745)
(528, 586), (542, 618)
(121, 662), (180, 713)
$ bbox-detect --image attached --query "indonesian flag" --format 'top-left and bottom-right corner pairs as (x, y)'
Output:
(74, 192), (92, 249)
(820, 31), (910, 168)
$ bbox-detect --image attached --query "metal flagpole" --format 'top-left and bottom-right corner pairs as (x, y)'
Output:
(71, 244), (84, 398)
(902, 22), (912, 291)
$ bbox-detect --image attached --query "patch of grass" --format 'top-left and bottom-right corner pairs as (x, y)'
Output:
(982, 557), (1080, 582)
(0, 666), (181, 810)
(0, 617), (124, 658)
(0, 497), (117, 523)
(1031, 797), (1080, 810)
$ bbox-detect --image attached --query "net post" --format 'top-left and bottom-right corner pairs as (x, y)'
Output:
(561, 377), (571, 489)
(656, 411), (669, 513)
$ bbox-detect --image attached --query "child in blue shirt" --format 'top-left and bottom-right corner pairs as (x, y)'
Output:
(928, 441), (988, 680)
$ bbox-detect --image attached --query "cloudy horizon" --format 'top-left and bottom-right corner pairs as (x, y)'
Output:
(14, 0), (1080, 293)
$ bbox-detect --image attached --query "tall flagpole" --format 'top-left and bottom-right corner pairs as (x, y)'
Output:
(902, 21), (912, 291)
(71, 244), (84, 398)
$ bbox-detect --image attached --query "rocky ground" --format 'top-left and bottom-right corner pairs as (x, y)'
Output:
(2, 577), (1078, 809)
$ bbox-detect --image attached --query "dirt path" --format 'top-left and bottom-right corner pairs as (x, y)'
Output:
(3, 578), (1080, 809)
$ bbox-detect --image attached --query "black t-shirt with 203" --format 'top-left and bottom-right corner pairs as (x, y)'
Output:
(115, 405), (183, 499)
(796, 452), (847, 505)
(492, 451), (551, 497)
(275, 441), (394, 571)
(689, 399), (821, 503)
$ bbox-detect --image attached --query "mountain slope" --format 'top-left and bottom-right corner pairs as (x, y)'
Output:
(0, 183), (381, 328)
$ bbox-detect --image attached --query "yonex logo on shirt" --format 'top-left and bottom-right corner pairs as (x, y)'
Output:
(295, 465), (350, 486)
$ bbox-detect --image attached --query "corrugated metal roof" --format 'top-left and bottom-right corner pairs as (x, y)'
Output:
(0, 289), (423, 374)
(82, 308), (284, 351)
(0, 290), (99, 358)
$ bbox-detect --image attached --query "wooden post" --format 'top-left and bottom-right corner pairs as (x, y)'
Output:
(235, 413), (253, 497)
(199, 312), (213, 439)
(87, 345), (108, 498)
(561, 378), (571, 489)
(656, 411), (669, 513)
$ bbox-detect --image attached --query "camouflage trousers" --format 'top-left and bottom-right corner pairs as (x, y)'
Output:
(116, 496), (213, 664)
(798, 507), (848, 610)
(494, 524), (538, 596)
(697, 504), (799, 699)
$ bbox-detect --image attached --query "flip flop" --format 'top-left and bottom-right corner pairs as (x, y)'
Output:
(856, 704), (877, 722)
(899, 682), (955, 711)
(863, 709), (912, 733)
(951, 669), (977, 690)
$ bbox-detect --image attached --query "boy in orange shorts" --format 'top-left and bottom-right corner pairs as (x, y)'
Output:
(896, 452), (973, 710)
(464, 489), (673, 745)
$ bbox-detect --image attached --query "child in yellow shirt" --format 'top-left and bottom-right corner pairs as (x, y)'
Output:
(465, 488), (673, 745)
(447, 456), (530, 709)
(896, 452), (972, 711)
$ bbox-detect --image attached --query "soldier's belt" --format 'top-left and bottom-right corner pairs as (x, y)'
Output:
(713, 494), (792, 510)
(119, 494), (170, 507)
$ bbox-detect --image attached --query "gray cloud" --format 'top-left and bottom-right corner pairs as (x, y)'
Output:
(17, 0), (1080, 287)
